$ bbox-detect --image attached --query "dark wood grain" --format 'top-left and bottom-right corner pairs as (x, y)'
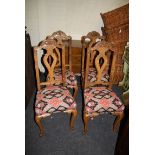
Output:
(25, 29), (36, 109)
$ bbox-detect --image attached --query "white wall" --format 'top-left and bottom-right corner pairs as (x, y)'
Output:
(25, 0), (129, 72)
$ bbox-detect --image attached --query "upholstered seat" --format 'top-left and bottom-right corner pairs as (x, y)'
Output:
(84, 87), (125, 117)
(35, 85), (77, 117)
(54, 68), (77, 89)
(88, 68), (109, 83)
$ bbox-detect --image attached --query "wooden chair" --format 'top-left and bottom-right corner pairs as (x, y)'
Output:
(82, 40), (125, 134)
(33, 39), (77, 136)
(46, 30), (78, 98)
(81, 31), (106, 87)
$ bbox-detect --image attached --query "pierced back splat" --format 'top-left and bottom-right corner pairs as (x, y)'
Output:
(84, 40), (116, 89)
(33, 39), (66, 90)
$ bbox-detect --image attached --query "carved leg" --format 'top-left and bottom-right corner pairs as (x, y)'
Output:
(35, 116), (44, 137)
(83, 112), (90, 135)
(73, 85), (78, 99)
(113, 112), (124, 132)
(70, 109), (78, 130)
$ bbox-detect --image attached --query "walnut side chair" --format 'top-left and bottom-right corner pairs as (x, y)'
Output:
(33, 39), (77, 136)
(46, 30), (78, 99)
(82, 40), (125, 134)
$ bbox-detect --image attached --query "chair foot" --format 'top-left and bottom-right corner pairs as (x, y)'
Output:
(35, 116), (44, 137)
(73, 85), (78, 99)
(113, 112), (124, 132)
(83, 112), (90, 135)
(70, 109), (78, 130)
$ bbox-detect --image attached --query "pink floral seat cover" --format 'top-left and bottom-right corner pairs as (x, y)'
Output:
(84, 87), (125, 115)
(54, 68), (77, 88)
(35, 85), (77, 117)
(88, 68), (109, 82)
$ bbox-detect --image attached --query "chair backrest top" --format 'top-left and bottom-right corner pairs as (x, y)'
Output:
(90, 40), (114, 52)
(81, 31), (105, 44)
(35, 38), (64, 51)
(46, 30), (71, 45)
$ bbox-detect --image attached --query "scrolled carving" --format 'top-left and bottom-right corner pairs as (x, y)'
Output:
(46, 30), (71, 45)
(52, 30), (71, 39)
(38, 39), (58, 50)
(87, 31), (100, 39)
(38, 38), (64, 51)
(82, 31), (105, 44)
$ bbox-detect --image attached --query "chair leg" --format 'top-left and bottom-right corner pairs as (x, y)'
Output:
(70, 109), (78, 130)
(83, 112), (90, 135)
(73, 85), (78, 99)
(35, 115), (44, 137)
(113, 112), (124, 132)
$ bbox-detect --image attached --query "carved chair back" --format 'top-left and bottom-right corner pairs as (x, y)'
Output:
(33, 39), (66, 91)
(84, 40), (117, 89)
(81, 31), (105, 78)
(46, 30), (72, 71)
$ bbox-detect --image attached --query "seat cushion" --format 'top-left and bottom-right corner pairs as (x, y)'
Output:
(54, 68), (77, 88)
(35, 85), (77, 117)
(88, 68), (109, 82)
(84, 87), (125, 115)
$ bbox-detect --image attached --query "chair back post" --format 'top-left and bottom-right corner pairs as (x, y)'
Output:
(61, 45), (66, 86)
(84, 48), (91, 89)
(108, 50), (117, 89)
(68, 36), (72, 71)
(81, 36), (87, 79)
(33, 46), (41, 91)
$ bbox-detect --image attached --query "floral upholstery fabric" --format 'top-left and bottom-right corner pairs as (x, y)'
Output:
(54, 68), (77, 88)
(84, 87), (125, 116)
(35, 85), (77, 117)
(88, 68), (109, 82)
